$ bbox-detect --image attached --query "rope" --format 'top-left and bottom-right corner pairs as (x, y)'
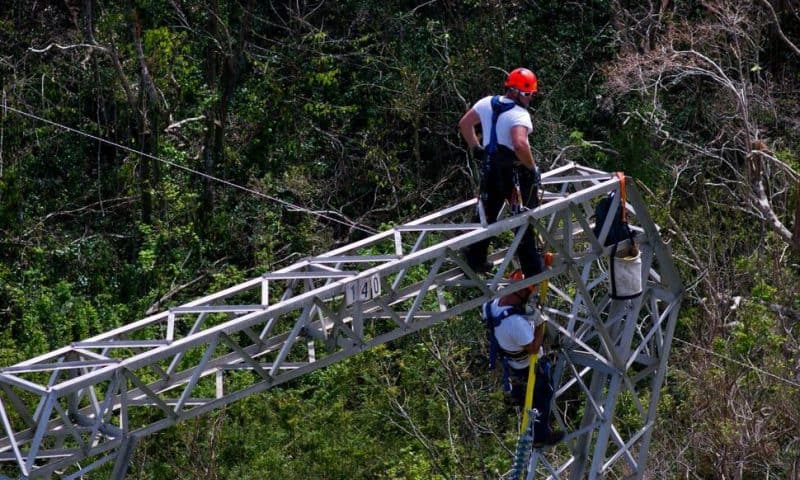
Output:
(1, 104), (378, 235)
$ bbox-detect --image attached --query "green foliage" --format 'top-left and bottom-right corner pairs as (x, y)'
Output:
(1, 1), (799, 478)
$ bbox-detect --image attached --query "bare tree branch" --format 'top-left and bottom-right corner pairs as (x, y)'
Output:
(758, 0), (800, 57)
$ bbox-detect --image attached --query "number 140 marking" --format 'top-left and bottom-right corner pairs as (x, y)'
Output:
(345, 273), (381, 305)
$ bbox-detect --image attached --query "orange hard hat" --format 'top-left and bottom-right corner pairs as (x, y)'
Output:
(505, 67), (538, 94)
(508, 269), (537, 295)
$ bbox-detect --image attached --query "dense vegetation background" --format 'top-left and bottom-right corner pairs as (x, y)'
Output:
(1, 1), (799, 478)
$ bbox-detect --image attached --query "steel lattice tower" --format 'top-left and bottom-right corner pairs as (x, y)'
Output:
(0, 163), (682, 479)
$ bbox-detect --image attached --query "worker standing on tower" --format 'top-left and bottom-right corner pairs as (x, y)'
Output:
(459, 67), (543, 277)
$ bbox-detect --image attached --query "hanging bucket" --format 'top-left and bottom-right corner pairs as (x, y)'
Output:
(608, 242), (643, 299)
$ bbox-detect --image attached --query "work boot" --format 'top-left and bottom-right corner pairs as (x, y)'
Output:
(532, 430), (565, 448)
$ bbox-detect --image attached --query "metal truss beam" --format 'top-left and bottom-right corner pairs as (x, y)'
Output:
(0, 163), (682, 479)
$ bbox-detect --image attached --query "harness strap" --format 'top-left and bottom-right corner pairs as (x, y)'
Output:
(486, 96), (516, 155)
(483, 301), (527, 393)
(616, 171), (628, 223)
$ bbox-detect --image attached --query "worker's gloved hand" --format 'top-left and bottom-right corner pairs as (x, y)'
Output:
(532, 165), (541, 187)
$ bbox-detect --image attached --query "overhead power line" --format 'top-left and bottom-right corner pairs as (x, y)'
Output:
(1, 104), (378, 235)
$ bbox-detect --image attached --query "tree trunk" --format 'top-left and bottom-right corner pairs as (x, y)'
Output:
(199, 0), (220, 232)
(129, 4), (163, 224)
(198, 0), (253, 234)
(793, 180), (800, 251)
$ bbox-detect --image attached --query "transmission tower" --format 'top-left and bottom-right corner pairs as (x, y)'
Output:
(0, 163), (681, 479)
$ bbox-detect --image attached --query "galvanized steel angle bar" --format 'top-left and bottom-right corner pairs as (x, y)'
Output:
(559, 359), (608, 422)
(262, 270), (355, 280)
(389, 230), (433, 293)
(575, 296), (625, 372)
(1, 360), (114, 376)
(350, 298), (365, 344)
(554, 361), (594, 403)
(488, 218), (531, 286)
(25, 393), (56, 473)
(618, 372), (647, 419)
(544, 281), (578, 311)
(634, 297), (681, 454)
(72, 340), (170, 350)
(629, 362), (660, 385)
(122, 371), (176, 421)
(544, 173), (615, 186)
(0, 373), (49, 397)
(626, 307), (669, 372)
(72, 348), (114, 364)
(604, 421), (654, 474)
(588, 374), (628, 477)
(0, 384), (33, 431)
(393, 229), (404, 256)
(304, 297), (335, 340)
(320, 299), (360, 351)
(109, 433), (139, 480)
(269, 303), (315, 377)
(26, 439), (122, 480)
(560, 349), (617, 377)
(0, 397), (27, 477)
(369, 296), (406, 330)
(167, 312), (209, 375)
(49, 400), (86, 456)
(174, 336), (220, 413)
(605, 424), (640, 472)
(537, 226), (610, 335)
(404, 198), (475, 227)
(435, 288), (448, 313)
(218, 333), (270, 382)
(118, 374), (129, 436)
(238, 326), (264, 351)
(525, 451), (563, 480)
(316, 230), (395, 259)
(448, 256), (492, 296)
(259, 279), (300, 340)
(309, 255), (399, 265)
(395, 223), (484, 232)
(61, 449), (117, 480)
(87, 375), (124, 446)
(402, 254), (446, 325)
(568, 202), (603, 252)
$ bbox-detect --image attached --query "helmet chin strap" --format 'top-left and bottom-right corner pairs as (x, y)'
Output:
(506, 88), (528, 108)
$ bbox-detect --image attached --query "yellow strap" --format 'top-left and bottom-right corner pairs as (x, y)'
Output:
(520, 252), (553, 433)
(520, 353), (539, 434)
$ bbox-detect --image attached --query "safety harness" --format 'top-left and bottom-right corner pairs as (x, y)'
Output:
(481, 96), (526, 212)
(483, 300), (528, 393)
(486, 96), (517, 155)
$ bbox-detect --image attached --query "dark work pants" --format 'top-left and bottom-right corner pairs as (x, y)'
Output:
(509, 356), (555, 442)
(466, 152), (542, 277)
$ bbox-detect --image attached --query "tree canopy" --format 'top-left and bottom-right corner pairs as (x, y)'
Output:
(1, 1), (799, 478)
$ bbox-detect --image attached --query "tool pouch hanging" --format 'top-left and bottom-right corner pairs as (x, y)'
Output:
(609, 242), (642, 299)
(606, 172), (643, 300)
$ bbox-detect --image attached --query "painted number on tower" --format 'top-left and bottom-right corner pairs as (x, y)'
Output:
(345, 273), (381, 305)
